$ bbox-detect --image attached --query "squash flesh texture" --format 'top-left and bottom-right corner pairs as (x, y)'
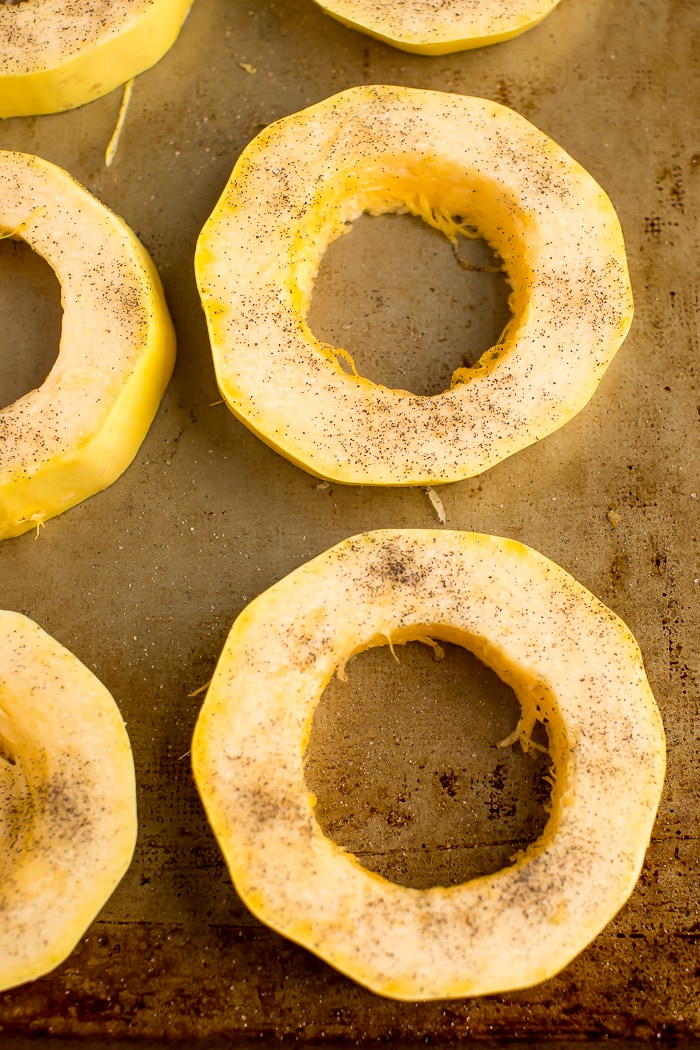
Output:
(196, 86), (633, 486)
(0, 0), (194, 117)
(0, 151), (175, 540)
(192, 530), (666, 1001)
(313, 0), (564, 54)
(0, 610), (137, 991)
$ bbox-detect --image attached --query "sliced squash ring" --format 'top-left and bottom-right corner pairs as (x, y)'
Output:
(313, 0), (563, 54)
(0, 610), (137, 991)
(196, 85), (634, 487)
(192, 529), (666, 1001)
(0, 0), (194, 117)
(0, 151), (175, 541)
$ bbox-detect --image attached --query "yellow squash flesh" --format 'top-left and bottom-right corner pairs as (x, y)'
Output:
(0, 151), (175, 541)
(313, 0), (563, 54)
(0, 0), (194, 118)
(192, 529), (666, 1001)
(0, 610), (137, 991)
(196, 86), (634, 487)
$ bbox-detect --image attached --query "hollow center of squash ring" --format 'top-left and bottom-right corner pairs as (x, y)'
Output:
(0, 236), (62, 410)
(308, 211), (512, 397)
(294, 159), (529, 400)
(304, 638), (553, 890)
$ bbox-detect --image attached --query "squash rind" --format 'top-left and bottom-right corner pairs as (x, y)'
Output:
(0, 610), (137, 991)
(0, 151), (176, 540)
(196, 86), (634, 487)
(313, 0), (564, 54)
(192, 529), (666, 1001)
(0, 0), (194, 117)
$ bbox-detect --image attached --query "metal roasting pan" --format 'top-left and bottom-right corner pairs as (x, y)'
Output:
(0, 0), (698, 1044)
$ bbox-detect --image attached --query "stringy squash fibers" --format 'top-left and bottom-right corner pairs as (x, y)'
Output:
(0, 610), (137, 991)
(192, 530), (666, 1001)
(313, 0), (563, 54)
(0, 151), (175, 541)
(0, 0), (194, 117)
(196, 86), (634, 487)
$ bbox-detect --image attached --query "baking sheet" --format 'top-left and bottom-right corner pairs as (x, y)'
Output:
(1, 0), (699, 1042)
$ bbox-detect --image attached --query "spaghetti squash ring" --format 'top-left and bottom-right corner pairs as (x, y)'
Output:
(196, 86), (633, 487)
(0, 610), (137, 991)
(0, 0), (194, 117)
(192, 529), (665, 1001)
(0, 151), (175, 540)
(313, 0), (564, 54)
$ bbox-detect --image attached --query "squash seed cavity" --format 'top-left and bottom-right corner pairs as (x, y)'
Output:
(308, 210), (512, 397)
(305, 639), (552, 890)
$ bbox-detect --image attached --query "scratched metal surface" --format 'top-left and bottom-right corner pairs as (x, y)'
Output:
(0, 0), (698, 1044)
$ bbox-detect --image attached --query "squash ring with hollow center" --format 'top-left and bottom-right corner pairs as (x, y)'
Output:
(196, 85), (634, 487)
(0, 0), (194, 117)
(0, 610), (137, 991)
(192, 529), (666, 1001)
(0, 150), (175, 541)
(312, 0), (564, 54)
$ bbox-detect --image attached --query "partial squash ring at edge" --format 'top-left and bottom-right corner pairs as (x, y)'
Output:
(191, 529), (666, 1001)
(0, 610), (137, 992)
(0, 151), (175, 541)
(196, 85), (634, 487)
(0, 0), (194, 117)
(312, 0), (564, 55)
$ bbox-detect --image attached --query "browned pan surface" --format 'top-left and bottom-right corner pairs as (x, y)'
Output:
(0, 0), (698, 1043)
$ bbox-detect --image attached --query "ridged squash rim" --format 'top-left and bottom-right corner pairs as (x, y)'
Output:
(0, 610), (137, 991)
(0, 151), (176, 541)
(196, 85), (634, 487)
(313, 0), (563, 54)
(192, 529), (666, 1001)
(0, 0), (194, 117)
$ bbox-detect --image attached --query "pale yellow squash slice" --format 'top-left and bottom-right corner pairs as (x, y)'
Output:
(0, 610), (137, 991)
(0, 0), (194, 118)
(0, 151), (175, 540)
(313, 0), (563, 54)
(192, 529), (666, 1001)
(196, 86), (633, 487)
